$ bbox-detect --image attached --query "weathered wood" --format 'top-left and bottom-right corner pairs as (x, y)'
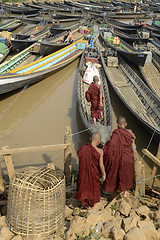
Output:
(47, 163), (55, 170)
(152, 143), (160, 187)
(142, 149), (160, 167)
(0, 143), (70, 155)
(0, 165), (4, 192)
(141, 165), (145, 196)
(2, 146), (15, 180)
(64, 127), (72, 184)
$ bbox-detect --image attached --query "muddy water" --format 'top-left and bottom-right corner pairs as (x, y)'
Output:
(0, 20), (159, 187)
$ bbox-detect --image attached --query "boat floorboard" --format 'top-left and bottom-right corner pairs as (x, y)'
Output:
(141, 62), (160, 98)
(107, 66), (158, 127)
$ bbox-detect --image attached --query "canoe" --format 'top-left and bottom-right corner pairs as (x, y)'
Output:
(0, 19), (22, 31)
(0, 43), (12, 64)
(3, 4), (40, 15)
(99, 31), (147, 66)
(109, 28), (140, 43)
(139, 51), (160, 100)
(106, 18), (143, 29)
(39, 23), (91, 56)
(0, 33), (99, 95)
(77, 46), (112, 145)
(100, 50), (160, 141)
(150, 37), (160, 57)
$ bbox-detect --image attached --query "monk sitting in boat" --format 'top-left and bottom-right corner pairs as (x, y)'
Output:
(62, 29), (74, 44)
(76, 132), (106, 208)
(86, 75), (103, 124)
(102, 116), (136, 198)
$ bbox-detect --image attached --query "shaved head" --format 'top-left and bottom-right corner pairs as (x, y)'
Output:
(117, 116), (126, 126)
(91, 132), (101, 142)
(93, 76), (99, 83)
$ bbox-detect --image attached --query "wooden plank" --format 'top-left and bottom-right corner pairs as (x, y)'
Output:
(2, 146), (15, 180)
(141, 165), (145, 196)
(0, 143), (71, 156)
(64, 127), (72, 184)
(152, 143), (160, 187)
(142, 149), (160, 167)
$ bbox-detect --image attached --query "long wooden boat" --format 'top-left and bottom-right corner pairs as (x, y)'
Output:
(150, 37), (160, 57)
(39, 23), (91, 56)
(110, 28), (140, 43)
(106, 18), (143, 29)
(3, 3), (40, 15)
(0, 19), (22, 31)
(100, 50), (160, 141)
(15, 21), (47, 40)
(77, 46), (112, 145)
(99, 31), (147, 66)
(0, 44), (12, 64)
(139, 51), (160, 100)
(0, 34), (99, 95)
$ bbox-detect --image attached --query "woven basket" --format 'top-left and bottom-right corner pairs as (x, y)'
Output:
(7, 166), (65, 239)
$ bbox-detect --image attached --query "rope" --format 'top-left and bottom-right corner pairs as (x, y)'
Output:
(71, 127), (93, 137)
(136, 174), (160, 185)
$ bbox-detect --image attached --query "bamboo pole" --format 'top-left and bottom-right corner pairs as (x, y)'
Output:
(152, 143), (160, 187)
(142, 149), (160, 167)
(141, 165), (145, 196)
(64, 127), (72, 184)
(0, 143), (70, 156)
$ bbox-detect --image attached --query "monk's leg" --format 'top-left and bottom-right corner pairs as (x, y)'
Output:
(93, 117), (96, 124)
(123, 191), (129, 197)
(100, 111), (103, 119)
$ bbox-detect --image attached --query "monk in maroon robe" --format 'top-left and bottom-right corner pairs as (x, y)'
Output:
(86, 76), (103, 124)
(76, 132), (106, 207)
(102, 116), (135, 197)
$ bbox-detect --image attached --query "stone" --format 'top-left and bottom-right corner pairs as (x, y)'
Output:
(87, 212), (102, 228)
(100, 207), (114, 223)
(152, 210), (160, 221)
(12, 235), (22, 240)
(0, 216), (6, 227)
(111, 226), (125, 240)
(118, 199), (131, 216)
(65, 206), (73, 218)
(66, 216), (90, 240)
(136, 205), (150, 218)
(137, 220), (158, 240)
(124, 227), (147, 240)
(0, 227), (14, 240)
(122, 217), (139, 232)
(89, 201), (105, 213)
(103, 219), (122, 237)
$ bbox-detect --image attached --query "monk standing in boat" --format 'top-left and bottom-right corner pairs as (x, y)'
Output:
(76, 132), (106, 208)
(103, 116), (135, 198)
(85, 75), (103, 124)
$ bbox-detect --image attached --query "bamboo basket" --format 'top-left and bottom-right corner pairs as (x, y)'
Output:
(7, 166), (65, 239)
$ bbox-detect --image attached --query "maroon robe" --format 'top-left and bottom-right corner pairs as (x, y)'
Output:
(76, 143), (101, 207)
(102, 127), (134, 192)
(85, 82), (102, 120)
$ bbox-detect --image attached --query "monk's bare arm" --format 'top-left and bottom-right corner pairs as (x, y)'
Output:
(99, 85), (103, 107)
(99, 149), (106, 181)
(127, 129), (136, 139)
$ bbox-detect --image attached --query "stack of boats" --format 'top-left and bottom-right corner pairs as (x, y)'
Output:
(0, 0), (159, 142)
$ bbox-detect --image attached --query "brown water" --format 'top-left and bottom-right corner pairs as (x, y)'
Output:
(0, 18), (159, 188)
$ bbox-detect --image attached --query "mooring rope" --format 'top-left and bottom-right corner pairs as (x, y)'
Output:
(136, 174), (160, 185)
(71, 127), (93, 137)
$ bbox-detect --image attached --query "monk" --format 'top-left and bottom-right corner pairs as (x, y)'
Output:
(85, 75), (103, 124)
(102, 116), (136, 197)
(76, 132), (106, 207)
(62, 29), (74, 43)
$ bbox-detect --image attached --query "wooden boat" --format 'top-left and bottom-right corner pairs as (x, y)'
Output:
(0, 43), (12, 64)
(0, 34), (99, 95)
(100, 50), (160, 140)
(77, 46), (112, 145)
(15, 21), (47, 40)
(0, 19), (22, 31)
(106, 18), (143, 29)
(108, 27), (140, 43)
(39, 23), (91, 56)
(3, 3), (40, 15)
(139, 51), (160, 100)
(150, 37), (160, 57)
(11, 22), (48, 51)
(99, 31), (147, 66)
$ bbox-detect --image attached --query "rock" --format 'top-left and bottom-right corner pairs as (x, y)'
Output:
(0, 227), (14, 240)
(0, 238), (5, 240)
(101, 207), (114, 223)
(111, 227), (125, 240)
(12, 235), (22, 240)
(89, 201), (105, 213)
(65, 206), (73, 218)
(156, 218), (160, 229)
(124, 227), (147, 240)
(137, 220), (158, 240)
(122, 217), (139, 232)
(66, 216), (90, 240)
(0, 216), (6, 227)
(103, 219), (122, 237)
(152, 210), (160, 221)
(118, 199), (131, 216)
(136, 205), (150, 218)
(87, 212), (102, 228)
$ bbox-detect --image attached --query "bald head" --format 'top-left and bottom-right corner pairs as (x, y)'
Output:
(117, 116), (127, 128)
(93, 75), (99, 83)
(91, 132), (101, 144)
